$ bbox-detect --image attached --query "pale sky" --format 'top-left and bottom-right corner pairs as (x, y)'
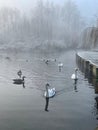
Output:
(0, 0), (97, 24)
(0, 0), (36, 11)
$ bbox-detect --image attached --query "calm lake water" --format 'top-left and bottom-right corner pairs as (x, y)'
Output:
(0, 50), (97, 130)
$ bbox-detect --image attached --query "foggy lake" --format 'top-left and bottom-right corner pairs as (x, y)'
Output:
(0, 0), (97, 129)
(0, 50), (97, 130)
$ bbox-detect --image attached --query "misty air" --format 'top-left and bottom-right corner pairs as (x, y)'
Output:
(0, 0), (97, 130)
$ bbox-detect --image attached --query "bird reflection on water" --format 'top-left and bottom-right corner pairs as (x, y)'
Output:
(74, 79), (78, 92)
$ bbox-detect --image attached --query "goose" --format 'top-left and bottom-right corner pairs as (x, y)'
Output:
(71, 68), (78, 80)
(13, 76), (26, 84)
(45, 59), (49, 64)
(17, 70), (22, 78)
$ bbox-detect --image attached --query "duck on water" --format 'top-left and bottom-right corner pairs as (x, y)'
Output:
(13, 76), (26, 85)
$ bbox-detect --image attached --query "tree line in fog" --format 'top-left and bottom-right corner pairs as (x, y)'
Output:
(0, 0), (89, 51)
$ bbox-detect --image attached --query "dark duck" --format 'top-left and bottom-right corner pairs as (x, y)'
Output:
(17, 70), (22, 78)
(13, 76), (26, 84)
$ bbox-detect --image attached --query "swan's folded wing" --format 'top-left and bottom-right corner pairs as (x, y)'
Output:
(44, 88), (56, 98)
(71, 74), (75, 79)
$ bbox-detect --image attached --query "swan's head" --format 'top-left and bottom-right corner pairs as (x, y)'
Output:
(46, 83), (49, 86)
(46, 83), (50, 90)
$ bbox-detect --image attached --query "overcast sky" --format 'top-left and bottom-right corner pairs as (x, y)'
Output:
(0, 0), (97, 25)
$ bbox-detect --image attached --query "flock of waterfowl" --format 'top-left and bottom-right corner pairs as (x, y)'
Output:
(12, 59), (78, 98)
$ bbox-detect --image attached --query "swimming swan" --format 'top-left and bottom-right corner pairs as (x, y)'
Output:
(71, 68), (78, 80)
(58, 62), (63, 67)
(44, 88), (56, 98)
(17, 70), (22, 78)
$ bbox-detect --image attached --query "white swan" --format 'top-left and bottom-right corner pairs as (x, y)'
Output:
(44, 88), (56, 98)
(58, 62), (63, 67)
(71, 68), (78, 80)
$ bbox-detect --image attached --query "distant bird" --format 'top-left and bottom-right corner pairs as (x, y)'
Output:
(71, 68), (78, 81)
(58, 62), (63, 67)
(17, 70), (22, 78)
(13, 76), (26, 84)
(5, 56), (10, 60)
(45, 60), (49, 64)
(58, 62), (63, 72)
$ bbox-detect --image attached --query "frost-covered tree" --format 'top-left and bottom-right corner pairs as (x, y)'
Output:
(61, 0), (83, 47)
(0, 0), (85, 51)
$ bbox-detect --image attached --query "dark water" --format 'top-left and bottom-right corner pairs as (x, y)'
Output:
(0, 50), (97, 130)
